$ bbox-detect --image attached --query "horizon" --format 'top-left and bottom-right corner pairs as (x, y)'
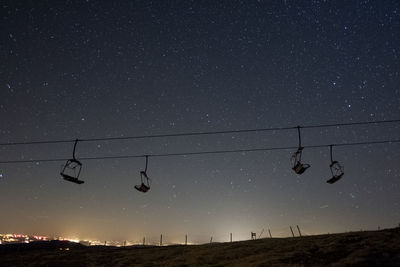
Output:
(2, 225), (398, 247)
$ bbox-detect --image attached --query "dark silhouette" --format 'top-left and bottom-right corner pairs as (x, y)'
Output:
(1, 228), (399, 266)
(134, 156), (151, 192)
(251, 232), (256, 240)
(60, 139), (84, 184)
(327, 145), (344, 184)
(291, 126), (311, 174)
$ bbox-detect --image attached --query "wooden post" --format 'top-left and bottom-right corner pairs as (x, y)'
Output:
(210, 236), (213, 243)
(268, 229), (272, 238)
(230, 233), (232, 242)
(297, 225), (302, 237)
(160, 234), (163, 246)
(290, 226), (295, 237)
(185, 234), (187, 245)
(124, 240), (126, 246)
(143, 237), (145, 246)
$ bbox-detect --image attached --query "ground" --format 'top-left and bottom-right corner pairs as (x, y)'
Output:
(1, 228), (399, 266)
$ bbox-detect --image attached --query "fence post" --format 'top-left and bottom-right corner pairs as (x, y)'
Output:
(160, 234), (163, 246)
(143, 237), (145, 246)
(290, 226), (295, 237)
(268, 229), (272, 238)
(297, 225), (302, 237)
(185, 234), (187, 245)
(230, 233), (232, 242)
(210, 236), (213, 244)
(258, 229), (264, 239)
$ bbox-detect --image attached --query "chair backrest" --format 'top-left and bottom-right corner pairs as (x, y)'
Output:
(330, 160), (339, 168)
(330, 161), (344, 176)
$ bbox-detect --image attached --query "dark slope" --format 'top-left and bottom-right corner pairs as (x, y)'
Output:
(1, 228), (399, 266)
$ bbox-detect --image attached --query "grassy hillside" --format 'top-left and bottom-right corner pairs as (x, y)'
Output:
(1, 228), (399, 266)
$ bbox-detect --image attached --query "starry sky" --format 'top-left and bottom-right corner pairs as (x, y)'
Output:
(1, 0), (399, 243)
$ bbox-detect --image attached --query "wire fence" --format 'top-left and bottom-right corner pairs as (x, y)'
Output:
(92, 224), (390, 247)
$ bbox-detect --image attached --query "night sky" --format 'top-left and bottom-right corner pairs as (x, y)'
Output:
(1, 1), (399, 244)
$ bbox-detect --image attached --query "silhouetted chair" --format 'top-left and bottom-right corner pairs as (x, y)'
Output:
(134, 170), (151, 193)
(292, 161), (311, 175)
(291, 127), (311, 175)
(327, 161), (344, 184)
(61, 139), (85, 184)
(60, 158), (84, 184)
(291, 146), (311, 175)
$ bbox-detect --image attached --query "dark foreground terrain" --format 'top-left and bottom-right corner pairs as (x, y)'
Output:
(1, 228), (399, 266)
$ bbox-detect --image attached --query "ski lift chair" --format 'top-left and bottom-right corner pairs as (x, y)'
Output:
(292, 149), (311, 174)
(291, 127), (311, 175)
(135, 156), (151, 193)
(326, 145), (344, 184)
(60, 139), (85, 184)
(135, 171), (151, 192)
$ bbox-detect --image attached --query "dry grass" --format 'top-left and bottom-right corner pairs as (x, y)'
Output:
(1, 228), (399, 266)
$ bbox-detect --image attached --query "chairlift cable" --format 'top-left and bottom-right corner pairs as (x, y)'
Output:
(0, 139), (399, 164)
(0, 119), (399, 147)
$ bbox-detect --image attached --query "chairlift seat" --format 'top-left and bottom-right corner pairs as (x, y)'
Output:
(134, 183), (150, 193)
(327, 161), (344, 184)
(291, 144), (310, 175)
(61, 173), (85, 184)
(292, 162), (311, 174)
(327, 173), (344, 184)
(60, 140), (85, 184)
(134, 170), (151, 193)
(326, 146), (345, 184)
(60, 158), (84, 184)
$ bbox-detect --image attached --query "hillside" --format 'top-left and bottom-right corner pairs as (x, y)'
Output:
(1, 228), (399, 266)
